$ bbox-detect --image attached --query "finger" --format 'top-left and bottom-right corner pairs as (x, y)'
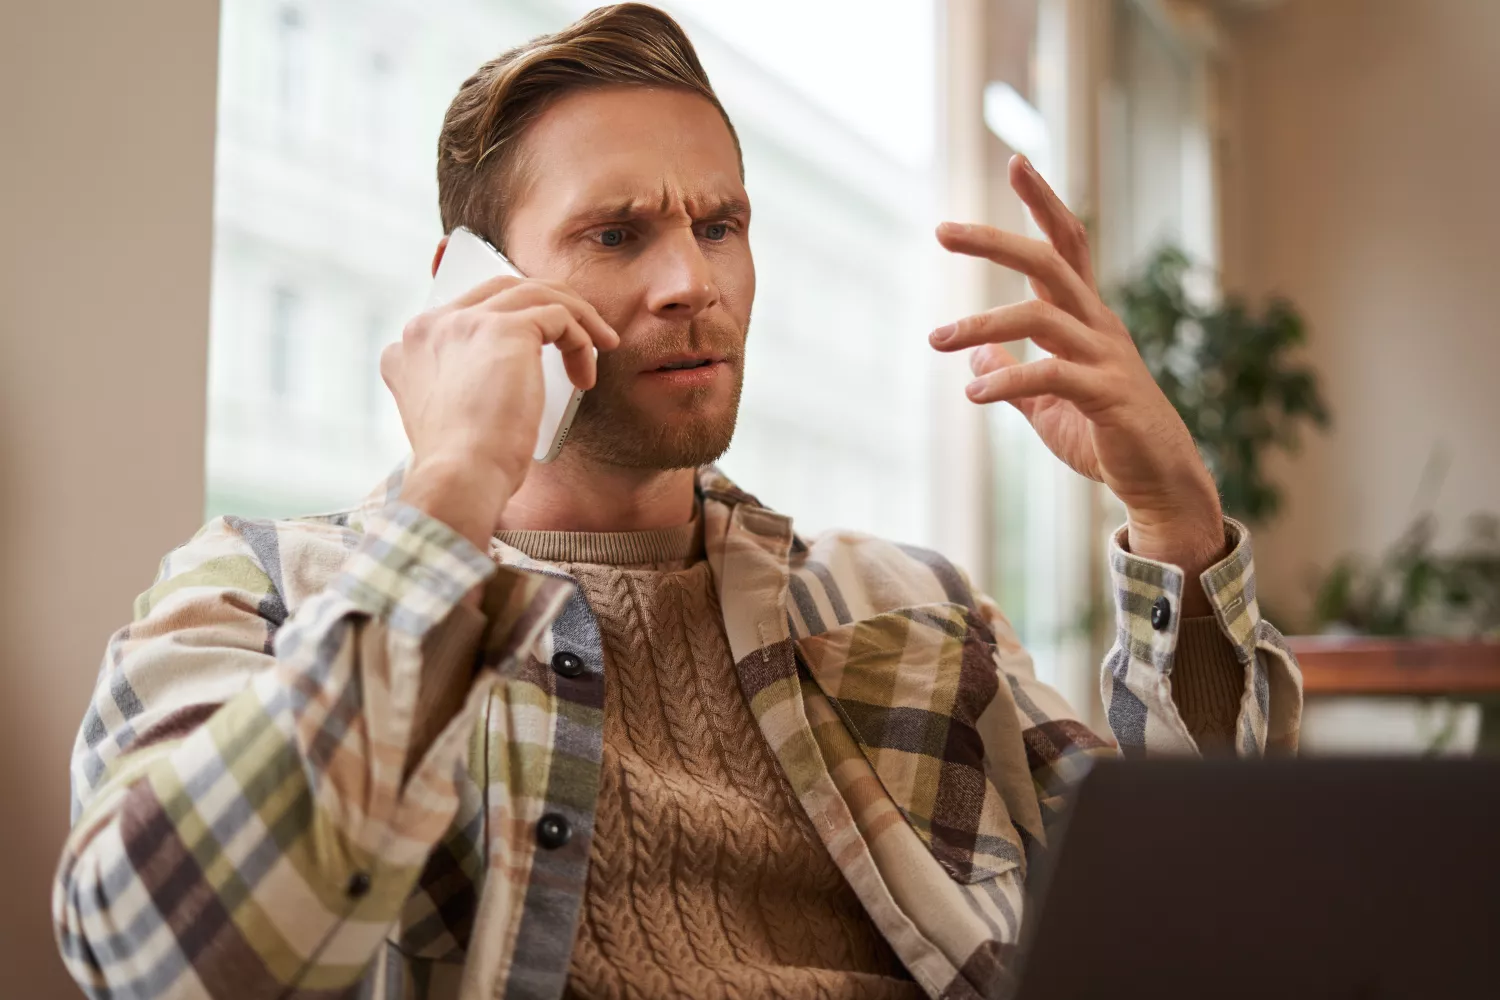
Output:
(969, 340), (1021, 377)
(930, 298), (1102, 361)
(965, 356), (1102, 409)
(967, 341), (1039, 419)
(1008, 154), (1098, 292)
(569, 296), (620, 351)
(378, 342), (403, 391)
(513, 304), (598, 389)
(483, 282), (621, 351)
(448, 271), (526, 308)
(934, 221), (1098, 322)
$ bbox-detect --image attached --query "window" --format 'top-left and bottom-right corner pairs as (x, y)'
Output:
(1100, 0), (1219, 274)
(364, 50), (395, 166)
(274, 5), (308, 123)
(979, 0), (1102, 712)
(975, 0), (1224, 721)
(363, 312), (387, 421)
(267, 284), (299, 401)
(206, 0), (942, 548)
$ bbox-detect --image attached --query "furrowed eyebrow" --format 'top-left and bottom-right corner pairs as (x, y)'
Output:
(703, 198), (751, 220)
(563, 196), (750, 229)
(564, 200), (641, 228)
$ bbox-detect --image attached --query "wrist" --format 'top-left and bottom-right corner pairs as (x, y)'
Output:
(400, 454), (517, 553)
(1127, 514), (1224, 569)
(1125, 483), (1225, 618)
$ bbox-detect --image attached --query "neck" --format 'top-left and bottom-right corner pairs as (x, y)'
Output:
(494, 449), (698, 533)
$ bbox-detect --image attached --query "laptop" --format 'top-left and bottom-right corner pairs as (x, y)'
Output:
(1012, 757), (1500, 999)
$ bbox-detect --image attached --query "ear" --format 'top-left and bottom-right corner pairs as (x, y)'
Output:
(431, 235), (450, 277)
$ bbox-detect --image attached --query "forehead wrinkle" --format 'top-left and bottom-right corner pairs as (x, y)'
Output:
(567, 178), (746, 226)
(611, 179), (724, 219)
(659, 179), (752, 221)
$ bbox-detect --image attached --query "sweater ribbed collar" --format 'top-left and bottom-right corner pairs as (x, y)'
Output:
(495, 506), (703, 566)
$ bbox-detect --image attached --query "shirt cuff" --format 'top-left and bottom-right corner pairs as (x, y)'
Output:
(1107, 516), (1262, 676)
(332, 501), (498, 636)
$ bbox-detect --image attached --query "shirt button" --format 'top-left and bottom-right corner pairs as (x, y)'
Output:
(552, 650), (585, 680)
(536, 813), (572, 850)
(345, 871), (371, 898)
(551, 650), (585, 678)
(1151, 595), (1172, 632)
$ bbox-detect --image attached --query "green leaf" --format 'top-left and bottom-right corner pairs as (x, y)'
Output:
(1111, 244), (1330, 527)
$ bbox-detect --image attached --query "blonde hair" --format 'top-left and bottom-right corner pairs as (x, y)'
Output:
(436, 3), (742, 250)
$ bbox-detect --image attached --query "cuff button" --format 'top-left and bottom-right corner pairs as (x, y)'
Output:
(346, 871), (371, 898)
(1151, 595), (1172, 632)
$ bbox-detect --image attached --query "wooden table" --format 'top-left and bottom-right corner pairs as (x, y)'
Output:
(1285, 637), (1500, 751)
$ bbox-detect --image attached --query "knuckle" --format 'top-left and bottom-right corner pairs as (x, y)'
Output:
(1034, 357), (1062, 380)
(487, 280), (526, 305)
(475, 278), (523, 310)
(1066, 215), (1090, 248)
(1019, 297), (1052, 323)
(401, 315), (429, 342)
(378, 344), (399, 380)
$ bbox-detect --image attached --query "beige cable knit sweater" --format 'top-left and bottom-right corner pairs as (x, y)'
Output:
(500, 517), (921, 1000)
(498, 512), (1245, 1000)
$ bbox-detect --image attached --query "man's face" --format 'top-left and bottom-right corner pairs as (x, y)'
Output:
(501, 85), (754, 470)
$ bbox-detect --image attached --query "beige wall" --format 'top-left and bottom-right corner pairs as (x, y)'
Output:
(1220, 0), (1500, 628)
(0, 3), (219, 995)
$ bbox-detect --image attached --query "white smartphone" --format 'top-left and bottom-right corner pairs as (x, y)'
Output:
(422, 226), (587, 464)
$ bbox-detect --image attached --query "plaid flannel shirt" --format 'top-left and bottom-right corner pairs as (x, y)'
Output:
(55, 464), (1302, 1000)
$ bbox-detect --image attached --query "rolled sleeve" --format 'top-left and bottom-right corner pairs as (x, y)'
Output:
(1103, 516), (1303, 756)
(332, 501), (500, 634)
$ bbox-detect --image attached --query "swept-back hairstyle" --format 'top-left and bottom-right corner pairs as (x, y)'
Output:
(436, 3), (742, 250)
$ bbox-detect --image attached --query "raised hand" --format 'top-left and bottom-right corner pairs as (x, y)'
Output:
(929, 154), (1225, 613)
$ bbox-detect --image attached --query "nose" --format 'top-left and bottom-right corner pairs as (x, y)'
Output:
(643, 228), (719, 319)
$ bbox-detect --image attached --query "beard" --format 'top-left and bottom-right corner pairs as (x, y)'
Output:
(566, 314), (748, 470)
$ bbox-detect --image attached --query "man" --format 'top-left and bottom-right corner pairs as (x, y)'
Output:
(54, 5), (1301, 999)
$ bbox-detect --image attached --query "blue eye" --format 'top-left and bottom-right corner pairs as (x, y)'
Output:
(703, 223), (729, 241)
(598, 229), (626, 247)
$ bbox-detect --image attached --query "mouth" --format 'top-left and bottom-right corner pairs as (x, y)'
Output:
(640, 353), (728, 388)
(647, 354), (722, 373)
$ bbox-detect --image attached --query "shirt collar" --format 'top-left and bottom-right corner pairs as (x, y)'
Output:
(352, 457), (807, 555)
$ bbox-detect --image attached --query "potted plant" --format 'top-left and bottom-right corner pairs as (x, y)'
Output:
(1312, 509), (1500, 639)
(1112, 245), (1330, 529)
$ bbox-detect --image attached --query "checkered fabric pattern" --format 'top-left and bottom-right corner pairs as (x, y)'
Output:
(55, 464), (1301, 1000)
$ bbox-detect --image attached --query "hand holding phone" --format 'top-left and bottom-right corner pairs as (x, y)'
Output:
(382, 227), (619, 549)
(424, 227), (594, 463)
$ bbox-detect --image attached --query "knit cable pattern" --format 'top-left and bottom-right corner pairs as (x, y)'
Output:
(558, 556), (922, 1000)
